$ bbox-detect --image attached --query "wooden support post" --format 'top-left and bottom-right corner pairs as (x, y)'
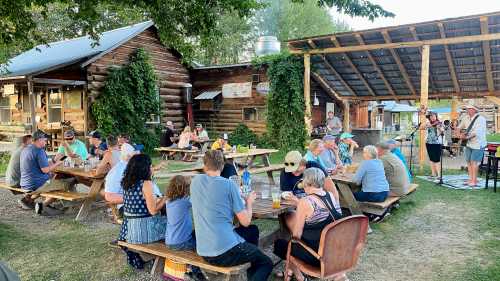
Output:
(304, 54), (312, 134)
(343, 101), (350, 132)
(451, 96), (459, 121)
(419, 45), (430, 171)
(27, 76), (37, 133)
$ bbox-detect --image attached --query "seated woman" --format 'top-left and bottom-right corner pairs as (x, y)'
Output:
(178, 126), (195, 161)
(303, 139), (328, 172)
(274, 168), (342, 281)
(118, 154), (167, 268)
(352, 145), (389, 203)
(338, 132), (359, 166)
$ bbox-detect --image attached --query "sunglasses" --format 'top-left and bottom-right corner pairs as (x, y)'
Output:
(64, 137), (74, 141)
(284, 162), (297, 166)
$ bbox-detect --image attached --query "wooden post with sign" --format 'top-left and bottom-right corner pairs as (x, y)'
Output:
(419, 45), (430, 171)
(27, 77), (37, 133)
(304, 54), (312, 134)
(343, 101), (350, 132)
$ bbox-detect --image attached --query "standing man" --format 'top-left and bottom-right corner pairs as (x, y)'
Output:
(88, 130), (107, 159)
(462, 105), (487, 187)
(326, 111), (342, 136)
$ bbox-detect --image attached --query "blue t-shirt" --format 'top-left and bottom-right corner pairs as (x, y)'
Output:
(319, 148), (337, 171)
(190, 174), (245, 257)
(353, 159), (389, 193)
(20, 144), (50, 191)
(165, 197), (193, 246)
(304, 151), (327, 171)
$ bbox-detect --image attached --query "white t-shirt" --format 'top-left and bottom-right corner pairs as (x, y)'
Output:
(466, 114), (487, 149)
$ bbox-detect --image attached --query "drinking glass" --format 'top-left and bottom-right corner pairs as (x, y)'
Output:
(271, 188), (281, 209)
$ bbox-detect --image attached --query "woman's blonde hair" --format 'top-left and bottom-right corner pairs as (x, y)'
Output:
(363, 145), (378, 159)
(182, 126), (191, 133)
(309, 139), (323, 151)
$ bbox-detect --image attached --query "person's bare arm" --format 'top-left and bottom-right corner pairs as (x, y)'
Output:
(143, 180), (166, 215)
(291, 199), (313, 239)
(105, 192), (123, 204)
(235, 192), (256, 227)
(323, 177), (339, 202)
(41, 160), (63, 174)
(95, 151), (112, 176)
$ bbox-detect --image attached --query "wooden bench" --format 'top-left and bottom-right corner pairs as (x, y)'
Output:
(117, 241), (249, 280)
(247, 164), (284, 174)
(358, 184), (418, 216)
(0, 184), (89, 201)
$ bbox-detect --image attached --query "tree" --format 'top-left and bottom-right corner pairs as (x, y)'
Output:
(0, 0), (392, 65)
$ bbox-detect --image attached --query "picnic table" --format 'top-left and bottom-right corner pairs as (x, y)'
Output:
(155, 147), (200, 160)
(53, 166), (106, 221)
(252, 197), (295, 247)
(330, 172), (363, 215)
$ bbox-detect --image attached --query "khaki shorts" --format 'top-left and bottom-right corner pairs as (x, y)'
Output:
(30, 178), (77, 195)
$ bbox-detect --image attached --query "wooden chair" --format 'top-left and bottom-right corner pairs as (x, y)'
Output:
(284, 215), (369, 281)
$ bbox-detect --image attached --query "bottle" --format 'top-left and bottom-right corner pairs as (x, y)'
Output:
(241, 168), (252, 195)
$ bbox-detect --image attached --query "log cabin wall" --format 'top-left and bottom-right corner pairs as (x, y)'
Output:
(191, 65), (268, 134)
(86, 27), (190, 131)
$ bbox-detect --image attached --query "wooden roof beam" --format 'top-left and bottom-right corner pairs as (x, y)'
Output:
(330, 36), (376, 96)
(381, 30), (417, 96)
(289, 32), (500, 54)
(311, 72), (343, 102)
(354, 34), (397, 99)
(307, 40), (357, 97)
(480, 16), (495, 93)
(436, 24), (461, 93)
(345, 90), (500, 101)
(409, 27), (437, 92)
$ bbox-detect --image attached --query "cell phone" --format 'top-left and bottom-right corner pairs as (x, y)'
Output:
(60, 155), (68, 161)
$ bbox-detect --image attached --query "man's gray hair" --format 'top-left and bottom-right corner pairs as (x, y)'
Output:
(376, 142), (390, 150)
(302, 167), (325, 189)
(364, 145), (378, 159)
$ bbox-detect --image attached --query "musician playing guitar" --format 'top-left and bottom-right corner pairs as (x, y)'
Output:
(461, 105), (487, 187)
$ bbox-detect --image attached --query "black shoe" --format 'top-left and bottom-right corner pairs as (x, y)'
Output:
(18, 198), (35, 210)
(34, 202), (43, 215)
(187, 267), (207, 281)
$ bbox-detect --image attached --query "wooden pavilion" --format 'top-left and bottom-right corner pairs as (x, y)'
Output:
(287, 11), (500, 167)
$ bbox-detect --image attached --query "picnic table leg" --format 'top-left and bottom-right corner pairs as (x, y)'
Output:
(261, 154), (275, 185)
(75, 179), (104, 221)
(336, 182), (362, 215)
(151, 257), (165, 276)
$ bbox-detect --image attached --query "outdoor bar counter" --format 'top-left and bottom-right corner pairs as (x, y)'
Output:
(351, 128), (382, 147)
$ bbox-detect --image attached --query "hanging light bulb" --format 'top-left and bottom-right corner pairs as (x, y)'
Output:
(313, 92), (319, 106)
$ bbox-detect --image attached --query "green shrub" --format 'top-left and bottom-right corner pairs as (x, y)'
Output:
(229, 124), (258, 146)
(91, 49), (160, 154)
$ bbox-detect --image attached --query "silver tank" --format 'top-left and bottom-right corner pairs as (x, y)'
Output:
(255, 36), (280, 56)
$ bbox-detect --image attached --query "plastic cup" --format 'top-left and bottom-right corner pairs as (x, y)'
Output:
(261, 189), (270, 199)
(271, 190), (281, 209)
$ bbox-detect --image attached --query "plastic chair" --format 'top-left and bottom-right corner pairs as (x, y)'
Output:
(284, 215), (369, 281)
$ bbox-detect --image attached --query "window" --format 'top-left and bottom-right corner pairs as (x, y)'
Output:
(48, 88), (62, 123)
(22, 92), (30, 113)
(63, 90), (83, 109)
(0, 96), (10, 123)
(146, 85), (161, 124)
(243, 107), (267, 121)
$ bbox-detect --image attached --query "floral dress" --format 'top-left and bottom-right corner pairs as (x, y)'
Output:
(338, 142), (352, 166)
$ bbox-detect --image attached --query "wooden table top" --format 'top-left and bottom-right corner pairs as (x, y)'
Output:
(330, 172), (356, 185)
(252, 198), (295, 218)
(224, 149), (279, 159)
(155, 147), (200, 153)
(54, 166), (105, 179)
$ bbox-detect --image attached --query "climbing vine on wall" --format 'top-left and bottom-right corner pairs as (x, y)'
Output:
(91, 48), (160, 153)
(254, 53), (306, 151)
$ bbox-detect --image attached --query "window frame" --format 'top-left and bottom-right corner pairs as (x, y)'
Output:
(242, 106), (267, 121)
(145, 85), (161, 125)
(47, 87), (63, 124)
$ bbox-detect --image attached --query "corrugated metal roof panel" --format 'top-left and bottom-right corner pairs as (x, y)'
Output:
(195, 91), (221, 100)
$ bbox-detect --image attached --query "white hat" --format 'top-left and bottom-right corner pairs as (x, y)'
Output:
(465, 104), (479, 111)
(121, 143), (137, 162)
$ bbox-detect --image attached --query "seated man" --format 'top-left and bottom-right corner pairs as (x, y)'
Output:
(303, 139), (328, 172)
(20, 131), (67, 215)
(376, 142), (410, 196)
(190, 150), (273, 281)
(211, 133), (231, 151)
(6, 134), (32, 189)
(280, 151), (339, 200)
(385, 139), (412, 182)
(55, 130), (88, 161)
(194, 123), (209, 142)
(319, 135), (342, 173)
(160, 121), (177, 148)
(88, 130), (107, 160)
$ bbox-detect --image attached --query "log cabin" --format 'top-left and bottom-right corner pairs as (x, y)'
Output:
(190, 63), (369, 136)
(0, 21), (189, 148)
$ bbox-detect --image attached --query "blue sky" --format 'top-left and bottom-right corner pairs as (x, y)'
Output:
(332, 0), (500, 31)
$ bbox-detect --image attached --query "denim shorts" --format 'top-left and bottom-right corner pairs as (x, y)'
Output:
(465, 147), (485, 163)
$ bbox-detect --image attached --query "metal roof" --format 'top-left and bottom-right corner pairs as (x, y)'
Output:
(0, 21), (154, 78)
(194, 90), (222, 100)
(382, 101), (417, 112)
(193, 62), (251, 70)
(288, 11), (500, 101)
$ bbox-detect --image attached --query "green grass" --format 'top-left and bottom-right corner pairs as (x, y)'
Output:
(487, 133), (500, 143)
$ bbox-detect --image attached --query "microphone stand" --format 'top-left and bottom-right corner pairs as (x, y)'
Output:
(438, 130), (445, 185)
(407, 125), (419, 176)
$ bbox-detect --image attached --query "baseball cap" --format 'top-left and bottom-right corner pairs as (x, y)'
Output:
(385, 139), (397, 145)
(33, 130), (48, 141)
(87, 130), (101, 139)
(322, 135), (336, 142)
(166, 121), (173, 126)
(196, 124), (203, 129)
(340, 132), (354, 139)
(63, 130), (75, 139)
(284, 151), (303, 173)
(221, 133), (229, 140)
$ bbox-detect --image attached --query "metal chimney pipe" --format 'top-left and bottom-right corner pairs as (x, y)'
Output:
(182, 83), (194, 128)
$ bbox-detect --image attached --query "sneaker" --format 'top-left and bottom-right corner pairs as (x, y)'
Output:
(18, 198), (35, 210)
(108, 239), (120, 248)
(34, 202), (43, 215)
